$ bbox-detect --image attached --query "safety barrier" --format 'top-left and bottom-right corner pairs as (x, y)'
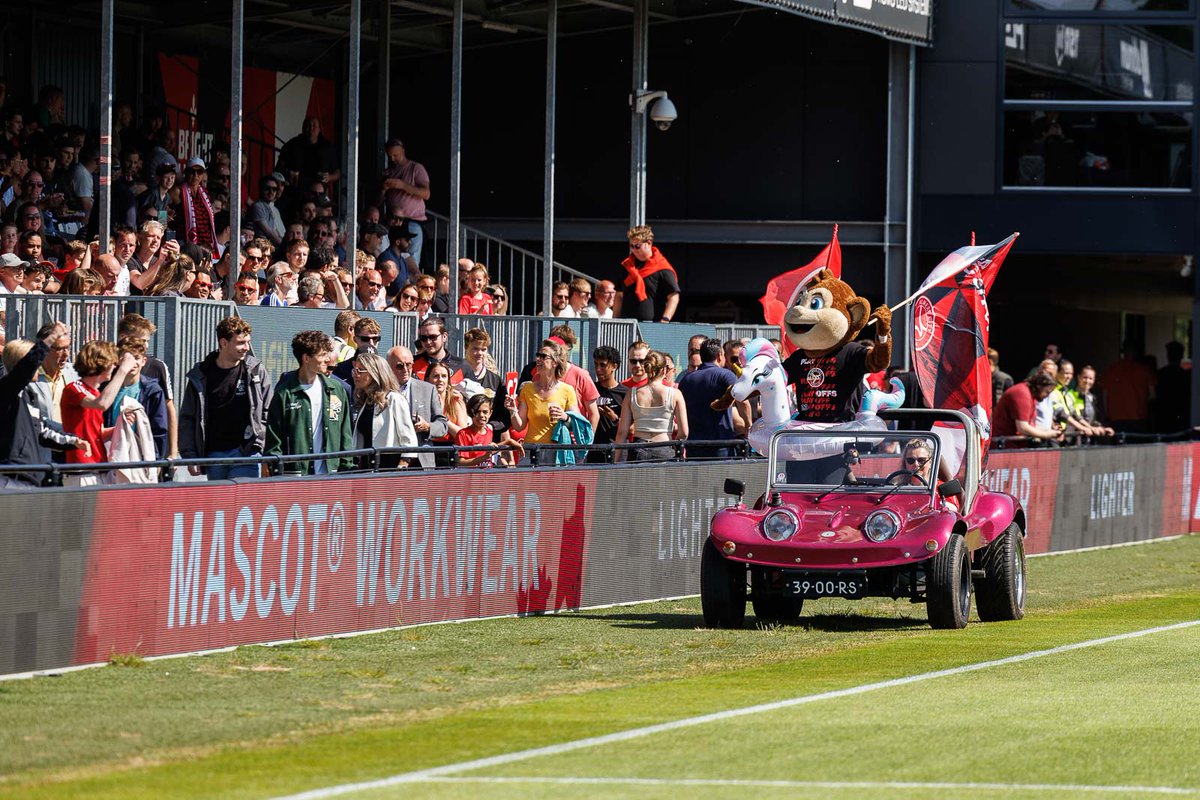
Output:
(2, 441), (1197, 677)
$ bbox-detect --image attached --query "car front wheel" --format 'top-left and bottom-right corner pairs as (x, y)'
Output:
(975, 522), (1027, 622)
(926, 534), (971, 630)
(701, 538), (747, 629)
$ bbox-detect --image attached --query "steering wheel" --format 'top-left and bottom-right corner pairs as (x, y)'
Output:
(884, 469), (929, 487)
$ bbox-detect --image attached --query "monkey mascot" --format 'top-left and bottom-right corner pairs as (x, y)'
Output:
(781, 268), (892, 483)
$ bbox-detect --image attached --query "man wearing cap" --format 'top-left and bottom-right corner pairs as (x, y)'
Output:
(359, 221), (387, 259)
(0, 252), (29, 293)
(176, 157), (217, 252)
(379, 138), (430, 268)
(247, 173), (287, 245)
(380, 221), (419, 292)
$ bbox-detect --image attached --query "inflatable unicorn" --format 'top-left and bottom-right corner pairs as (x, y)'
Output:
(731, 338), (905, 459)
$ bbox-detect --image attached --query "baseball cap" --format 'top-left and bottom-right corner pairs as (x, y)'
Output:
(185, 156), (206, 172)
(269, 170), (289, 186)
(361, 222), (388, 237)
(0, 253), (30, 270)
(385, 138), (404, 149)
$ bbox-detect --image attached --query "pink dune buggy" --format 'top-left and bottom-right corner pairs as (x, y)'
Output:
(702, 409), (1026, 629)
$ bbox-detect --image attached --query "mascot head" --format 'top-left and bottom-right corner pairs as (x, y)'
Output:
(784, 268), (872, 357)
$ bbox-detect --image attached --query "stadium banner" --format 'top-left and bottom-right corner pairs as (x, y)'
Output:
(0, 461), (764, 676)
(982, 449), (1062, 555)
(4, 445), (1197, 678)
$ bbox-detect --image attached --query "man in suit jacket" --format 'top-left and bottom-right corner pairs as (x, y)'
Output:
(386, 345), (448, 469)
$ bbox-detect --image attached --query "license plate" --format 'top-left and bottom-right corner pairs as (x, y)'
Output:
(783, 572), (868, 599)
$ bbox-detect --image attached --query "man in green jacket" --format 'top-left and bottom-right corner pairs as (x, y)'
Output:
(265, 330), (354, 475)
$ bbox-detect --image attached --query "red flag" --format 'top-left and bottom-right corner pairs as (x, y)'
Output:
(760, 226), (841, 355)
(911, 233), (1018, 466)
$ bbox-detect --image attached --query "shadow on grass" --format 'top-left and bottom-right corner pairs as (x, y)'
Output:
(558, 611), (926, 632)
(797, 613), (926, 632)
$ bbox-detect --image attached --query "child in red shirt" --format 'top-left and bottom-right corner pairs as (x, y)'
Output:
(60, 340), (138, 483)
(457, 263), (495, 315)
(455, 394), (522, 467)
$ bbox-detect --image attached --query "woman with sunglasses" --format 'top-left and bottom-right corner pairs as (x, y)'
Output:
(614, 350), (688, 463)
(505, 340), (579, 453)
(390, 280), (421, 314)
(487, 283), (509, 315)
(350, 352), (417, 470)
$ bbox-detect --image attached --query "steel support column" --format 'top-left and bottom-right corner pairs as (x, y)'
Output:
(629, 0), (648, 229)
(542, 0), (558, 315)
(228, 0), (244, 300)
(376, 0), (391, 170)
(884, 42), (914, 368)
(346, 0), (362, 283)
(98, 0), (114, 252)
(448, 0), (464, 309)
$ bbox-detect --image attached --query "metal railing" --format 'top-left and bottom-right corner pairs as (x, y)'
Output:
(3, 295), (236, 399)
(714, 324), (780, 345)
(426, 211), (600, 317)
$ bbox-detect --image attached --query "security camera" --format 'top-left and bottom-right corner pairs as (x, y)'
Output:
(650, 96), (677, 131)
(633, 90), (678, 132)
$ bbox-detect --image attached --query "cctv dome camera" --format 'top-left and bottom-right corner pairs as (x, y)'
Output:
(650, 96), (677, 131)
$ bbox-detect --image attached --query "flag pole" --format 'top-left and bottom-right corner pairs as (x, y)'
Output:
(874, 231), (1019, 319)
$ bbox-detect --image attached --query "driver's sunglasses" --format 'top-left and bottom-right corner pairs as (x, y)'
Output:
(905, 456), (928, 466)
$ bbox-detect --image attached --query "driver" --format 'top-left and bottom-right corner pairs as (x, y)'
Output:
(900, 439), (933, 486)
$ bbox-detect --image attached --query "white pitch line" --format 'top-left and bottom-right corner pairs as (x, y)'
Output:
(270, 619), (1200, 800)
(420, 775), (1200, 796)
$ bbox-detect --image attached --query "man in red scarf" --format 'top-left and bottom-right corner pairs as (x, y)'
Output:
(616, 224), (680, 323)
(177, 156), (218, 254)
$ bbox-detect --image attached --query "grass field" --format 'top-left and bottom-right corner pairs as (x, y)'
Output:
(2, 536), (1198, 799)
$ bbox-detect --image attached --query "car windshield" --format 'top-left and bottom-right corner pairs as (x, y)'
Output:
(768, 430), (940, 495)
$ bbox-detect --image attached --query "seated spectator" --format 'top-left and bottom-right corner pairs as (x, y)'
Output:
(179, 316), (272, 479)
(20, 261), (51, 294)
(261, 261), (297, 306)
(183, 266), (215, 300)
(139, 162), (176, 227)
(391, 281), (420, 314)
(488, 283), (509, 315)
(354, 268), (386, 311)
(59, 267), (104, 296)
(266, 330), (353, 475)
(233, 273), (260, 305)
(247, 174), (286, 245)
(505, 340), (580, 453)
(559, 277), (594, 319)
(0, 223), (17, 255)
(548, 280), (570, 317)
(590, 279), (617, 319)
(458, 263), (494, 315)
(143, 253), (197, 297)
(614, 350), (688, 463)
(0, 252), (27, 293)
(104, 336), (168, 460)
(61, 340), (140, 485)
(283, 237), (310, 276)
(456, 394), (522, 467)
(296, 273), (330, 308)
(350, 351), (417, 470)
(993, 372), (1063, 446)
(431, 264), (452, 313)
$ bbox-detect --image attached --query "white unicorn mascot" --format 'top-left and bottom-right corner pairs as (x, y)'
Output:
(731, 338), (905, 459)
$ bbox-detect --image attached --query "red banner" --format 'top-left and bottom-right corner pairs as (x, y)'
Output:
(982, 449), (1061, 554)
(1161, 442), (1200, 538)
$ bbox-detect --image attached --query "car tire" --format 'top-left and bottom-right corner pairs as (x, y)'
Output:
(752, 595), (804, 623)
(701, 538), (746, 629)
(926, 534), (971, 630)
(974, 522), (1027, 622)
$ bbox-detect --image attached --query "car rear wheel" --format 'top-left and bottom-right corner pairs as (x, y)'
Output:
(701, 538), (747, 629)
(926, 534), (971, 629)
(974, 522), (1027, 622)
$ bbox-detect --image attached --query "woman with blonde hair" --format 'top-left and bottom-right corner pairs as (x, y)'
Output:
(427, 360), (469, 465)
(59, 267), (105, 296)
(350, 352), (417, 470)
(614, 350), (688, 462)
(488, 283), (509, 315)
(504, 339), (579, 447)
(143, 253), (197, 297)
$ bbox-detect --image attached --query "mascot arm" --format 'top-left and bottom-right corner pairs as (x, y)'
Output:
(864, 303), (892, 373)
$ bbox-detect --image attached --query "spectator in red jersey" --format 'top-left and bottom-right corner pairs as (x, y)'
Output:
(458, 263), (494, 315)
(993, 372), (1063, 446)
(60, 339), (139, 485)
(456, 394), (522, 467)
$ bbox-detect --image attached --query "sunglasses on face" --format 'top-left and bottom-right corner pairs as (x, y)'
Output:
(905, 456), (928, 466)
(492, 293), (505, 301)
(629, 358), (646, 365)
(536, 353), (555, 361)
(236, 285), (256, 293)
(401, 292), (419, 301)
(554, 294), (568, 301)
(359, 335), (381, 343)
(418, 333), (441, 342)
(194, 281), (213, 289)
(392, 362), (413, 370)
(364, 281), (383, 288)
(573, 290), (591, 298)
(340, 281), (352, 289)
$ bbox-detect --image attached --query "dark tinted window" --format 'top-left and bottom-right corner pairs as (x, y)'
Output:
(1004, 109), (1191, 187)
(1008, 0), (1190, 11)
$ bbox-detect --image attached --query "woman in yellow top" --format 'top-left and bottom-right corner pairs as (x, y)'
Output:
(505, 340), (579, 445)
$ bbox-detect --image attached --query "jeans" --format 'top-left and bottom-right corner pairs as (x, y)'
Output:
(407, 221), (424, 271)
(206, 447), (260, 480)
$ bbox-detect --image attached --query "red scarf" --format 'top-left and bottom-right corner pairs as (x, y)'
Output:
(620, 246), (676, 302)
(181, 184), (217, 252)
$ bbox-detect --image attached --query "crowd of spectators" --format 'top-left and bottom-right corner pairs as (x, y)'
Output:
(0, 85), (683, 324)
(990, 340), (1190, 447)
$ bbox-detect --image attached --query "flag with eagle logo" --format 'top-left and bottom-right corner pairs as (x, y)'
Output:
(760, 225), (841, 357)
(911, 232), (1018, 465)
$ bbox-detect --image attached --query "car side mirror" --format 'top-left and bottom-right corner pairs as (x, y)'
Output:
(724, 478), (745, 499)
(938, 479), (963, 498)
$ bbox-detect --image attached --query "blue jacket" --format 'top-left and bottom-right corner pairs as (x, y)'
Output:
(551, 410), (594, 465)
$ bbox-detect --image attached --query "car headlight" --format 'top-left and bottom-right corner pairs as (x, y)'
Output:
(762, 510), (798, 542)
(863, 510), (901, 542)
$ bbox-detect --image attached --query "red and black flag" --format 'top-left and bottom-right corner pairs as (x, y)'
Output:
(911, 233), (1018, 461)
(760, 225), (841, 357)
